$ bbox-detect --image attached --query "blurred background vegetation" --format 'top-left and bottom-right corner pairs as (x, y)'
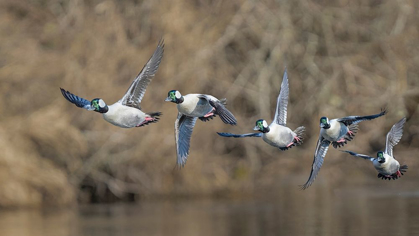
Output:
(0, 0), (418, 207)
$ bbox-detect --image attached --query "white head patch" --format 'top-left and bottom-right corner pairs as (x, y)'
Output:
(263, 120), (268, 128)
(98, 99), (106, 108)
(175, 91), (181, 99)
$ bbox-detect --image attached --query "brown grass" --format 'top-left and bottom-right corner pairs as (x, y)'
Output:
(0, 0), (418, 206)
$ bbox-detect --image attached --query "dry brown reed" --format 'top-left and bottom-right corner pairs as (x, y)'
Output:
(0, 0), (418, 206)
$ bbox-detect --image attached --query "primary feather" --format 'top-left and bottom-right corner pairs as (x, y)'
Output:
(175, 113), (198, 167)
(60, 88), (94, 110)
(272, 69), (289, 126)
(301, 136), (330, 190)
(217, 132), (262, 138)
(385, 117), (406, 157)
(119, 39), (165, 109)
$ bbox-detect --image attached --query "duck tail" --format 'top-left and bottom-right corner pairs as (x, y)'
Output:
(345, 123), (359, 141)
(209, 100), (237, 125)
(293, 126), (305, 145)
(400, 165), (408, 175)
(137, 112), (162, 127)
(147, 111), (162, 120)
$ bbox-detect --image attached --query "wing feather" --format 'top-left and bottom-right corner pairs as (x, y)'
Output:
(175, 113), (198, 167)
(340, 150), (375, 161)
(272, 69), (289, 126)
(60, 88), (94, 111)
(385, 117), (406, 157)
(337, 109), (387, 126)
(217, 132), (262, 138)
(301, 135), (330, 190)
(119, 39), (164, 109)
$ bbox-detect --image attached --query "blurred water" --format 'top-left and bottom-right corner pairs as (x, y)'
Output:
(1, 183), (419, 236)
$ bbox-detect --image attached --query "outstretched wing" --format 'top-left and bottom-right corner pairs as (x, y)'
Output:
(272, 69), (289, 126)
(217, 132), (262, 138)
(175, 113), (198, 167)
(337, 108), (387, 126)
(301, 135), (330, 190)
(60, 88), (94, 111)
(340, 150), (375, 161)
(385, 117), (406, 157)
(119, 39), (164, 109)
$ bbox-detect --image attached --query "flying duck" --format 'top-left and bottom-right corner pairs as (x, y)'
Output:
(60, 40), (164, 128)
(217, 69), (305, 150)
(165, 91), (237, 166)
(301, 108), (387, 189)
(341, 117), (407, 180)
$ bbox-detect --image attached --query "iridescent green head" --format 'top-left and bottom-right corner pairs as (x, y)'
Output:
(165, 90), (183, 103)
(320, 117), (330, 129)
(254, 119), (269, 133)
(91, 98), (108, 113)
(377, 151), (385, 163)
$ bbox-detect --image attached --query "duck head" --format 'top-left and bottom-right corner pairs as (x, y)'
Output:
(91, 98), (108, 113)
(165, 90), (184, 104)
(254, 119), (270, 133)
(320, 117), (330, 129)
(377, 151), (385, 163)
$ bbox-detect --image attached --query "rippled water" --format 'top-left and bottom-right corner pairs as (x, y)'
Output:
(1, 183), (419, 236)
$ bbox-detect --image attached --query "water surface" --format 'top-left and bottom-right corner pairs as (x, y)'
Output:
(1, 184), (418, 236)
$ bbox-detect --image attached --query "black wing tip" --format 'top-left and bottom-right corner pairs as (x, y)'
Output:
(148, 111), (162, 117)
(176, 156), (188, 168)
(379, 107), (388, 116)
(60, 87), (72, 101)
(299, 183), (311, 190)
(60, 87), (69, 96)
(176, 163), (185, 169)
(173, 162), (185, 170)
(216, 132), (230, 137)
(362, 108), (387, 121)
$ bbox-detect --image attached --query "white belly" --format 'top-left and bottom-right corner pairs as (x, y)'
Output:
(373, 153), (399, 175)
(177, 94), (213, 117)
(103, 103), (146, 128)
(321, 120), (345, 141)
(262, 124), (294, 148)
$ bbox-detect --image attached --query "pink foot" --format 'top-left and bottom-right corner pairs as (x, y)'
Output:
(286, 142), (294, 147)
(204, 108), (216, 118)
(347, 130), (354, 136)
(204, 112), (214, 118)
(137, 117), (155, 127)
(337, 138), (346, 143)
(396, 170), (401, 177)
(294, 136), (301, 142)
